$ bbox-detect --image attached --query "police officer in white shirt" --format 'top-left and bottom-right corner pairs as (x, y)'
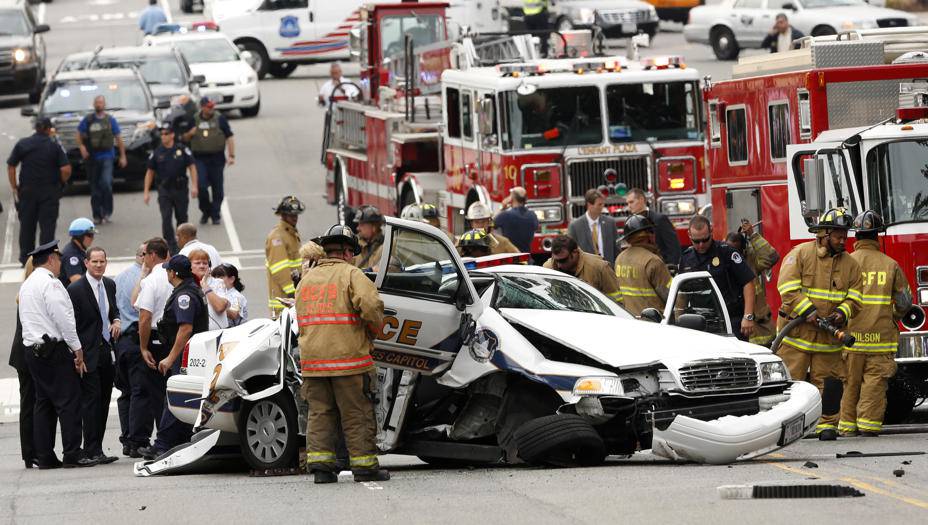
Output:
(131, 237), (174, 441)
(18, 240), (98, 469)
(176, 222), (222, 270)
(317, 63), (359, 107)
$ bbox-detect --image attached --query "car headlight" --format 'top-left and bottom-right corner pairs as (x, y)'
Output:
(572, 376), (624, 396)
(659, 198), (696, 216)
(13, 48), (30, 63)
(842, 20), (877, 30)
(239, 73), (256, 85)
(527, 204), (562, 223)
(648, 7), (658, 20)
(760, 361), (790, 383)
(577, 8), (595, 25)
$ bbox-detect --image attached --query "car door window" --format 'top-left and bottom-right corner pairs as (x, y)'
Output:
(734, 0), (763, 7)
(766, 0), (794, 9)
(381, 228), (461, 302)
(668, 276), (731, 335)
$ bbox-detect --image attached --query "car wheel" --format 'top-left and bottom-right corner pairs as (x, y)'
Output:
(514, 414), (606, 467)
(240, 100), (260, 118)
(239, 41), (269, 80)
(711, 26), (740, 61)
(269, 62), (298, 79)
(811, 25), (837, 37)
(238, 392), (299, 470)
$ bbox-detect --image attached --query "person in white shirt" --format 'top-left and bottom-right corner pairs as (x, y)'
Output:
(212, 263), (248, 326)
(176, 222), (222, 270)
(317, 62), (359, 107)
(189, 248), (230, 330)
(18, 240), (95, 468)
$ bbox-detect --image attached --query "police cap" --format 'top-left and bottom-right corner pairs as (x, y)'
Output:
(27, 240), (60, 259)
(162, 254), (194, 278)
(313, 224), (361, 255)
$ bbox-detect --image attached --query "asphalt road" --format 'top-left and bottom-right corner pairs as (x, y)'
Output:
(1, 1), (927, 523)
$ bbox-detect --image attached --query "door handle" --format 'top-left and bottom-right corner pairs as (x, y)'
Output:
(384, 308), (397, 316)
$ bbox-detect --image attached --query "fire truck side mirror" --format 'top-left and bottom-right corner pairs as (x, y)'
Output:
(350, 27), (367, 63)
(803, 157), (826, 216)
(477, 97), (496, 139)
(782, 2), (797, 11)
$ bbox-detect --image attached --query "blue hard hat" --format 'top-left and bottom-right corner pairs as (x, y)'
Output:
(68, 217), (97, 237)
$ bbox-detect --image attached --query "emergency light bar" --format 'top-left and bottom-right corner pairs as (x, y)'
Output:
(640, 56), (685, 70)
(462, 253), (531, 270)
(152, 21), (219, 35)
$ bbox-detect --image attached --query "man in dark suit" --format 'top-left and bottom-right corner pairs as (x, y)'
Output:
(761, 13), (804, 53)
(625, 187), (682, 267)
(67, 246), (121, 464)
(567, 189), (618, 265)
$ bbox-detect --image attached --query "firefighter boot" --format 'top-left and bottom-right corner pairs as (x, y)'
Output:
(353, 468), (390, 482)
(314, 471), (338, 484)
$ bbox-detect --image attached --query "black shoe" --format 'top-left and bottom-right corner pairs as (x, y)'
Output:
(818, 429), (838, 441)
(353, 469), (390, 482)
(123, 445), (143, 458)
(37, 460), (63, 470)
(92, 454), (119, 464)
(211, 218), (221, 225)
(137, 446), (161, 461)
(63, 456), (100, 468)
(860, 431), (880, 437)
(199, 213), (209, 225)
(314, 471), (338, 484)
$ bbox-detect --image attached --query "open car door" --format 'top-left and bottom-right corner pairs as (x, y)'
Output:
(662, 271), (734, 336)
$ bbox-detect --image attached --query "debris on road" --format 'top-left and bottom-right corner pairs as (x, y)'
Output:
(803, 461), (818, 469)
(718, 484), (865, 499)
(893, 469), (905, 477)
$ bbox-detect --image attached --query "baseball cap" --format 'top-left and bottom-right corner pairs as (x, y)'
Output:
(199, 95), (216, 109)
(159, 121), (174, 133)
(162, 254), (193, 277)
(35, 117), (53, 130)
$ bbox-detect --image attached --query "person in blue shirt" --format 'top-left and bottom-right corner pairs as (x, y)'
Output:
(77, 96), (127, 224)
(493, 186), (538, 254)
(113, 243), (148, 457)
(138, 0), (168, 36)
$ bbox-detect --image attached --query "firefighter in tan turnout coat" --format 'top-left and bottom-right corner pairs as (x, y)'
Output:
(265, 196), (304, 317)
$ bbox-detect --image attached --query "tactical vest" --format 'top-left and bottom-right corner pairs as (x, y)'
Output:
(157, 279), (208, 349)
(87, 114), (115, 152)
(191, 113), (226, 154)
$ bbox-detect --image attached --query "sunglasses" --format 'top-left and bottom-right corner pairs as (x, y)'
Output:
(690, 236), (712, 245)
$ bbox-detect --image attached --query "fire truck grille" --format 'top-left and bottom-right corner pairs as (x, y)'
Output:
(678, 359), (760, 393)
(877, 18), (908, 28)
(567, 156), (649, 218)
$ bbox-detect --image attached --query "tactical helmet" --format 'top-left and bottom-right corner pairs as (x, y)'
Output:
(420, 203), (439, 220)
(808, 207), (853, 233)
(354, 205), (386, 225)
(68, 217), (97, 237)
(459, 229), (490, 249)
(465, 201), (493, 220)
(400, 204), (425, 222)
(312, 224), (361, 255)
(852, 210), (886, 234)
(619, 214), (655, 241)
(274, 195), (306, 215)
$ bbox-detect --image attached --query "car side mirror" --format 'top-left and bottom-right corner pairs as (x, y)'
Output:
(34, 24), (50, 34)
(782, 2), (797, 10)
(192, 74), (206, 84)
(21, 106), (36, 117)
(155, 99), (171, 110)
(454, 279), (471, 311)
(803, 157), (826, 218)
(639, 308), (663, 323)
(676, 313), (708, 332)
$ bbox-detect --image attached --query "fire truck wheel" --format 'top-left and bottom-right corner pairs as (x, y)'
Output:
(810, 25), (837, 37)
(269, 62), (298, 79)
(711, 26), (740, 61)
(239, 40), (270, 80)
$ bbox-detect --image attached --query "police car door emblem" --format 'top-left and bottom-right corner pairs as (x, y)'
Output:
(711, 256), (720, 267)
(279, 15), (300, 38)
(469, 328), (499, 362)
(178, 294), (191, 309)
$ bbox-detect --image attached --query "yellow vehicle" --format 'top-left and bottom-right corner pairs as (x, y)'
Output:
(645, 0), (704, 23)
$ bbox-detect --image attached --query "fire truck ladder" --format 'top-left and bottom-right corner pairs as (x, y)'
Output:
(461, 34), (538, 67)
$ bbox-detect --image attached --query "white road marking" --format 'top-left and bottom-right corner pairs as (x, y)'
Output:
(0, 257), (242, 284)
(361, 482), (384, 490)
(2, 197), (16, 265)
(59, 12), (140, 24)
(160, 0), (174, 24)
(220, 200), (243, 253)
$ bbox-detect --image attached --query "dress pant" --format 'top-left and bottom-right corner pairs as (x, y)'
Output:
(195, 153), (225, 221)
(152, 358), (192, 453)
(80, 341), (114, 457)
(88, 156), (115, 220)
(115, 329), (157, 448)
(17, 184), (60, 265)
(157, 183), (189, 254)
(24, 342), (83, 465)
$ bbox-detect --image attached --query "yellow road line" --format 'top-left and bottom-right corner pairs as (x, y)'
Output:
(839, 477), (928, 510)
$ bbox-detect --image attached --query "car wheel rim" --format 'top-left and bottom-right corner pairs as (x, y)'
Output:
(245, 400), (288, 464)
(718, 35), (730, 50)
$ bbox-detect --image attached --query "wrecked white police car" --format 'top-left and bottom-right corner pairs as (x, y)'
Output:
(145, 218), (820, 475)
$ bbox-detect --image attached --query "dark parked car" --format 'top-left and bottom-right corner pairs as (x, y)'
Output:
(0, 0), (49, 103)
(21, 68), (169, 189)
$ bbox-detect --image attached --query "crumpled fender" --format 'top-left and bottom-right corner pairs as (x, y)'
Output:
(132, 429), (222, 477)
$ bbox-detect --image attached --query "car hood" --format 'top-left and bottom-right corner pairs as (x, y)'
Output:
(500, 309), (769, 370)
(189, 61), (250, 83)
(148, 84), (190, 99)
(0, 35), (33, 49)
(44, 109), (154, 126)
(803, 5), (914, 19)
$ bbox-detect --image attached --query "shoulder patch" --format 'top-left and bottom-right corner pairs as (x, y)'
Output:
(731, 251), (743, 264)
(184, 147), (192, 156)
(177, 294), (191, 310)
(69, 256), (79, 266)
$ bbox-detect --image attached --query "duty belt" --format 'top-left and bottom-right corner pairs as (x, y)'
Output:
(158, 177), (188, 190)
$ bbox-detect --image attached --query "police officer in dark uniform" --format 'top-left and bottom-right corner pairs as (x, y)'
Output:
(6, 117), (71, 266)
(59, 217), (97, 286)
(139, 255), (208, 460)
(143, 123), (198, 254)
(678, 215), (757, 341)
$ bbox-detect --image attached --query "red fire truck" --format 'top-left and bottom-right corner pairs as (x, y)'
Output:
(324, 1), (708, 255)
(703, 28), (928, 421)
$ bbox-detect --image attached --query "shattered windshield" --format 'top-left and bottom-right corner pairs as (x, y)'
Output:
(500, 87), (603, 150)
(495, 274), (614, 315)
(865, 140), (928, 225)
(606, 81), (701, 142)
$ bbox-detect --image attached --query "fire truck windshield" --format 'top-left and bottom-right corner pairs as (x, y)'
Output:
(500, 87), (603, 149)
(380, 13), (446, 58)
(605, 81), (700, 143)
(866, 139), (928, 225)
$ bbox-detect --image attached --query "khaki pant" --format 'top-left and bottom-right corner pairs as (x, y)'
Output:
(777, 345), (846, 433)
(839, 352), (897, 434)
(301, 371), (379, 474)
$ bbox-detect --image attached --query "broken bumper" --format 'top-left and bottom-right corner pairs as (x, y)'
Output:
(651, 381), (822, 465)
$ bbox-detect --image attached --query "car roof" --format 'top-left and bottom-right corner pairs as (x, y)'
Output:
(149, 31), (229, 43)
(53, 68), (142, 81)
(95, 46), (177, 58)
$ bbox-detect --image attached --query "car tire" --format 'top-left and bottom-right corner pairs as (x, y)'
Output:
(240, 100), (260, 117)
(238, 392), (299, 471)
(269, 62), (298, 79)
(711, 26), (740, 61)
(416, 456), (486, 468)
(514, 414), (606, 467)
(239, 41), (270, 80)
(811, 25), (837, 37)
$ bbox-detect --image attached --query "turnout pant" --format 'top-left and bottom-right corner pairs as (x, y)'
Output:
(88, 157), (115, 220)
(195, 153), (225, 221)
(302, 371), (379, 474)
(778, 345), (846, 434)
(839, 352), (897, 434)
(157, 184), (189, 254)
(16, 185), (60, 265)
(14, 361), (36, 463)
(24, 343), (83, 465)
